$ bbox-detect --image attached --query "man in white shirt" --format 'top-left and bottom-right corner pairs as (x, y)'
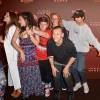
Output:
(62, 10), (100, 94)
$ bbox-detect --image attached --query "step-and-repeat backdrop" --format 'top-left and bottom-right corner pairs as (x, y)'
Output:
(0, 0), (100, 79)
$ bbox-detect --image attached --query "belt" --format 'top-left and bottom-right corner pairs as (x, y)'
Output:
(54, 61), (65, 66)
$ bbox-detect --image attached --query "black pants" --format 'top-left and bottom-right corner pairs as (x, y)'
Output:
(39, 59), (52, 83)
(53, 64), (74, 100)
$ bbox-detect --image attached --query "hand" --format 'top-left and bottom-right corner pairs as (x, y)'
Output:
(26, 27), (33, 36)
(20, 50), (25, 63)
(0, 36), (3, 43)
(32, 26), (37, 33)
(52, 66), (59, 77)
(63, 67), (70, 78)
(98, 52), (100, 56)
(0, 36), (2, 41)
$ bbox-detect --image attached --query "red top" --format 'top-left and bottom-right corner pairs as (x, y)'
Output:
(36, 29), (52, 60)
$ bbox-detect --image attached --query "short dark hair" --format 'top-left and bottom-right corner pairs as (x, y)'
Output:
(18, 12), (37, 28)
(72, 10), (85, 18)
(53, 26), (63, 31)
(38, 16), (49, 28)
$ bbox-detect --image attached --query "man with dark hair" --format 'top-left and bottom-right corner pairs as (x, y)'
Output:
(47, 26), (77, 100)
(63, 9), (100, 94)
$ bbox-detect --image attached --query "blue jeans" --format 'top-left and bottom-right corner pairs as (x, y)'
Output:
(71, 52), (86, 84)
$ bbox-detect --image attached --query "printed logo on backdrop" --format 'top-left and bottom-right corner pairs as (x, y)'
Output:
(36, 9), (51, 17)
(53, 0), (68, 3)
(89, 22), (100, 27)
(19, 0), (34, 3)
(88, 67), (100, 72)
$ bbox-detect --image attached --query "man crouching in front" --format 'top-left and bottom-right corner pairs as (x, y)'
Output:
(47, 26), (77, 100)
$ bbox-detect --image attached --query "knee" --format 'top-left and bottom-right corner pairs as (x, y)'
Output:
(77, 68), (85, 73)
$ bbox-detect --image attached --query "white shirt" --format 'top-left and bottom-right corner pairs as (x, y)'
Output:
(62, 20), (100, 52)
(4, 25), (19, 64)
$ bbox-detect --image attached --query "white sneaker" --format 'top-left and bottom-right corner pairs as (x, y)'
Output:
(45, 84), (50, 97)
(45, 88), (50, 97)
(73, 82), (82, 92)
(62, 88), (67, 91)
(83, 82), (89, 94)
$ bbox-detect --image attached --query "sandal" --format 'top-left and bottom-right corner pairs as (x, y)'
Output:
(11, 90), (22, 98)
(0, 92), (4, 97)
(45, 85), (50, 97)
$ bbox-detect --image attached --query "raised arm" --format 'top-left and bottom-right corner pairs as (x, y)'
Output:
(26, 26), (39, 46)
(87, 27), (100, 56)
(32, 26), (50, 38)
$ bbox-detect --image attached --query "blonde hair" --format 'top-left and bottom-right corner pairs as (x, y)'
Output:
(50, 13), (63, 27)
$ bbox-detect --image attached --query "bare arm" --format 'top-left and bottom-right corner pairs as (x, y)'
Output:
(26, 26), (40, 46)
(32, 26), (49, 38)
(0, 36), (4, 43)
(63, 57), (76, 77)
(65, 57), (76, 69)
(29, 34), (40, 46)
(11, 27), (22, 53)
(48, 56), (55, 69)
(48, 56), (59, 77)
(12, 27), (26, 62)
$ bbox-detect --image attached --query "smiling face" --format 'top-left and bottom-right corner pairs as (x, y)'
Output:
(53, 28), (64, 45)
(3, 12), (11, 24)
(51, 14), (60, 27)
(74, 17), (85, 24)
(39, 21), (49, 31)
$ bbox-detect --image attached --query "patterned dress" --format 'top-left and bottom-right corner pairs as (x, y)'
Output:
(18, 37), (44, 98)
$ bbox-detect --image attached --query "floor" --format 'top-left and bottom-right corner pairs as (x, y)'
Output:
(4, 79), (100, 100)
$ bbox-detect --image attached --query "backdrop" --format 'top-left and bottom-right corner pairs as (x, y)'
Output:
(0, 0), (100, 79)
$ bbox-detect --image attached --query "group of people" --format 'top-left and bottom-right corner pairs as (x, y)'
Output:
(0, 9), (100, 100)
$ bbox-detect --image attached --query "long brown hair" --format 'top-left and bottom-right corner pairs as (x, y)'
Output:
(18, 12), (37, 33)
(5, 11), (18, 33)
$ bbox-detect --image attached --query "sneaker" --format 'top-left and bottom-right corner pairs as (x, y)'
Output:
(83, 82), (89, 94)
(73, 82), (82, 92)
(62, 88), (67, 91)
(45, 84), (50, 97)
(45, 88), (50, 97)
(0, 91), (4, 97)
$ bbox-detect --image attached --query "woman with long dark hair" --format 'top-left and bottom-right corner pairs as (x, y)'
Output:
(12, 12), (44, 98)
(0, 11), (21, 98)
